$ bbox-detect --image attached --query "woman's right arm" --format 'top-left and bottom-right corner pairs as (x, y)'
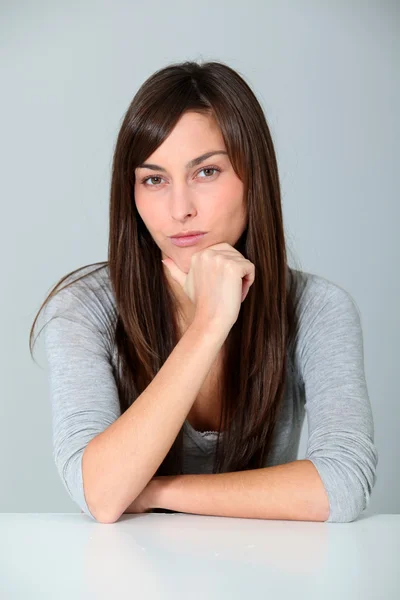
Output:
(45, 247), (252, 524)
(83, 319), (226, 523)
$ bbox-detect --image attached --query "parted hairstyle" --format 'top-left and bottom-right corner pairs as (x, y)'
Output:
(30, 59), (304, 478)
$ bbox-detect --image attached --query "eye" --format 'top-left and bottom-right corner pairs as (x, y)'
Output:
(140, 166), (221, 187)
(140, 175), (165, 187)
(197, 167), (221, 179)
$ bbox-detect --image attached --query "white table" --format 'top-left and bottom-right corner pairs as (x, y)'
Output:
(0, 513), (398, 599)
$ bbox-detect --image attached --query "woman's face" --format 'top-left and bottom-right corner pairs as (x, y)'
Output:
(134, 111), (247, 276)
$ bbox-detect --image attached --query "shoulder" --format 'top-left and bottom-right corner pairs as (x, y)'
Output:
(42, 263), (117, 341)
(290, 267), (361, 329)
(289, 268), (363, 374)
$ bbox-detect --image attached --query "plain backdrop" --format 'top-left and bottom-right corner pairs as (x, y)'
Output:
(1, 0), (398, 517)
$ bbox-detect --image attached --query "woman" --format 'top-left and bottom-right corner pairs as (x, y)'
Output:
(29, 60), (378, 524)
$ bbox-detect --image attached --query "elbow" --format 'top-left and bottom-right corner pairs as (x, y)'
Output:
(78, 493), (120, 524)
(80, 443), (122, 523)
(332, 466), (378, 523)
(326, 490), (370, 524)
(307, 449), (378, 524)
(56, 446), (120, 524)
(84, 491), (122, 524)
(92, 509), (119, 524)
(84, 497), (116, 524)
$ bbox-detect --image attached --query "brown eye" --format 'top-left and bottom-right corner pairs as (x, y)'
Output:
(196, 167), (221, 178)
(141, 175), (164, 186)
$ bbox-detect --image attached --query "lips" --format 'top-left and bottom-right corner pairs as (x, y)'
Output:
(169, 233), (206, 247)
(170, 231), (206, 238)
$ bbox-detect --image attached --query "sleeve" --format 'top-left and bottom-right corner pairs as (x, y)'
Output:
(42, 286), (122, 520)
(297, 283), (378, 523)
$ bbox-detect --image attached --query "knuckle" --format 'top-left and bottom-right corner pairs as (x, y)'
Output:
(214, 253), (226, 265)
(200, 248), (212, 260)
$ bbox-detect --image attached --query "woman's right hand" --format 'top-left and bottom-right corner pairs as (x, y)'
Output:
(162, 242), (255, 334)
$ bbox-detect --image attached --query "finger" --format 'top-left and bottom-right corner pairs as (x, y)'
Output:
(162, 258), (186, 288)
(241, 275), (251, 302)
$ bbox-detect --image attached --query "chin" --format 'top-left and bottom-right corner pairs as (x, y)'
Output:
(178, 261), (190, 275)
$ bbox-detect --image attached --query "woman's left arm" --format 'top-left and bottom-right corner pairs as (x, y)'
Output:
(122, 283), (378, 524)
(297, 282), (379, 523)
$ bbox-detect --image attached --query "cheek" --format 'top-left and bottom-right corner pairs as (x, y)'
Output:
(220, 192), (245, 220)
(135, 199), (165, 234)
(220, 178), (244, 210)
(134, 191), (150, 221)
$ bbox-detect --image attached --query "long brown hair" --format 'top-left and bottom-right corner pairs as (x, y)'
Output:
(30, 59), (304, 478)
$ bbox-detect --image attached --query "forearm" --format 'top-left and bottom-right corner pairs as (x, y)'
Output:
(83, 320), (227, 523)
(152, 459), (330, 522)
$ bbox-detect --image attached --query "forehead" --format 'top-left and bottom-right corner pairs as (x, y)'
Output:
(136, 112), (227, 170)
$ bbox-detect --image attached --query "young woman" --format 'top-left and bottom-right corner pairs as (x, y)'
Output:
(29, 60), (378, 524)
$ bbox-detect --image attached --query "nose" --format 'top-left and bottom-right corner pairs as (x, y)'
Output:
(169, 186), (197, 220)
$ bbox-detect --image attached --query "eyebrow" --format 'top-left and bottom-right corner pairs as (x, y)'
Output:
(136, 150), (228, 172)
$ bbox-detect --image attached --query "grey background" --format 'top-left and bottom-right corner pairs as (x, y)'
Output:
(1, 1), (398, 516)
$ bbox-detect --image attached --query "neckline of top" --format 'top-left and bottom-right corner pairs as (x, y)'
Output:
(184, 419), (222, 437)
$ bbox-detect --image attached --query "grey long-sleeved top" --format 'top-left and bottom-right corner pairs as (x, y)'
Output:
(42, 265), (378, 523)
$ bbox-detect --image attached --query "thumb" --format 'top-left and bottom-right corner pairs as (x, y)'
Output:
(161, 258), (187, 288)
